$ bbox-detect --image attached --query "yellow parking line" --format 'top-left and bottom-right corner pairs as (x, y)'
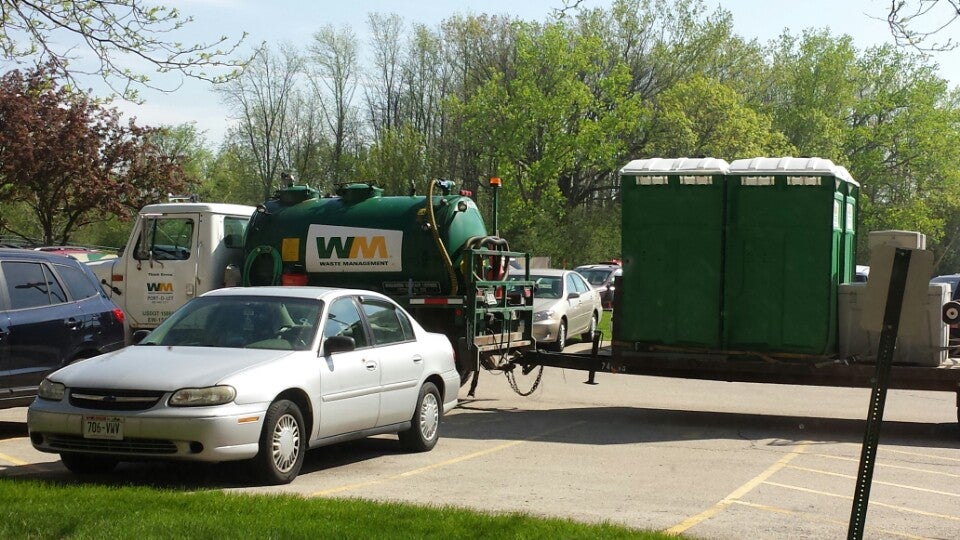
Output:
(766, 481), (960, 522)
(809, 453), (960, 479)
(731, 500), (925, 540)
(0, 451), (28, 466)
(787, 464), (960, 498)
(310, 420), (586, 498)
(663, 442), (809, 535)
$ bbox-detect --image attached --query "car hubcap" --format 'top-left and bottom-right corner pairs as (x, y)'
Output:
(271, 413), (300, 473)
(419, 393), (439, 441)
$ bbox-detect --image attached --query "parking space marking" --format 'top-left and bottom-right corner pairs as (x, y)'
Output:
(809, 452), (960, 479)
(310, 420), (586, 498)
(730, 500), (926, 540)
(766, 481), (960, 522)
(0, 451), (28, 466)
(663, 442), (809, 535)
(787, 464), (960, 498)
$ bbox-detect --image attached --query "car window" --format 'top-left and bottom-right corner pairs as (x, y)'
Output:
(571, 273), (591, 294)
(1, 261), (67, 309)
(324, 297), (368, 348)
(223, 216), (248, 249)
(55, 263), (101, 300)
(361, 300), (412, 345)
(565, 274), (583, 295)
(523, 275), (562, 299)
(579, 269), (610, 286)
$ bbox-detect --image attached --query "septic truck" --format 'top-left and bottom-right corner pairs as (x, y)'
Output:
(90, 179), (534, 379)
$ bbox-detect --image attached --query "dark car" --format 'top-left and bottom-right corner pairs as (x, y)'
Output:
(574, 263), (622, 310)
(0, 248), (126, 408)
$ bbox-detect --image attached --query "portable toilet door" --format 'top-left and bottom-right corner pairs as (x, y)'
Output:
(724, 157), (859, 356)
(618, 157), (729, 349)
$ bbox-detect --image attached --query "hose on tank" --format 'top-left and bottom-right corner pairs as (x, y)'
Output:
(427, 179), (459, 296)
(242, 245), (282, 286)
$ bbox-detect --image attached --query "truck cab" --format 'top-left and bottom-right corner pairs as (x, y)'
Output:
(89, 202), (256, 330)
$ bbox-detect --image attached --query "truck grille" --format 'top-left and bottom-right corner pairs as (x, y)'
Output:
(46, 435), (178, 455)
(69, 388), (165, 411)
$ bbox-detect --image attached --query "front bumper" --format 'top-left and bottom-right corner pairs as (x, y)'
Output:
(28, 400), (268, 462)
(532, 320), (561, 343)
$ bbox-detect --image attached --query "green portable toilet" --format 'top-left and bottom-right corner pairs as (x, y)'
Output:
(724, 157), (859, 356)
(619, 157), (729, 349)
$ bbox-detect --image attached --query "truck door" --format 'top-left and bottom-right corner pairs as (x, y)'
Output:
(123, 213), (201, 329)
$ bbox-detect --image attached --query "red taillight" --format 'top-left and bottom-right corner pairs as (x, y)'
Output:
(112, 308), (125, 325)
(281, 273), (309, 286)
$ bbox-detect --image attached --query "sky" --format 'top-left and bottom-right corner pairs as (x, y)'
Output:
(73, 0), (960, 148)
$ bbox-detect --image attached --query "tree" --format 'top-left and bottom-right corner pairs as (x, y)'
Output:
(309, 24), (361, 184)
(886, 0), (960, 51)
(0, 64), (188, 245)
(0, 0), (246, 101)
(218, 44), (302, 200)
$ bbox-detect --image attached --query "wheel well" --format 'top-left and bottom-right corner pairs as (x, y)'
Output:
(275, 389), (313, 432)
(425, 374), (445, 402)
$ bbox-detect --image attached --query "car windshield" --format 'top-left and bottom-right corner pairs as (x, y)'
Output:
(140, 296), (322, 350)
(524, 275), (563, 299)
(578, 269), (614, 286)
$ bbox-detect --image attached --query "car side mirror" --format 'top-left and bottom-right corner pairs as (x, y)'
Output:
(568, 292), (581, 299)
(131, 329), (151, 344)
(324, 335), (356, 355)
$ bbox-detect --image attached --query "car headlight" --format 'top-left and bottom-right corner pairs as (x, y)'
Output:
(533, 309), (555, 322)
(37, 379), (66, 401)
(169, 386), (236, 407)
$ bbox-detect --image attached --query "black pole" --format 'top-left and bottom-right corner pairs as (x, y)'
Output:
(847, 248), (912, 540)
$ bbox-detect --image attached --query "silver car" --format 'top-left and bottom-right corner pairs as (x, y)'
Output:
(28, 286), (460, 485)
(511, 269), (603, 351)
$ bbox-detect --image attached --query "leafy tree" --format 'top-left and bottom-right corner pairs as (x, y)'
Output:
(0, 0), (246, 101)
(0, 64), (188, 245)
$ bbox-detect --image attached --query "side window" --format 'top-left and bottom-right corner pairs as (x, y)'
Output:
(1, 261), (67, 309)
(135, 217), (195, 261)
(361, 300), (411, 345)
(565, 274), (581, 296)
(572, 274), (591, 294)
(223, 216), (248, 249)
(323, 298), (368, 348)
(55, 263), (100, 301)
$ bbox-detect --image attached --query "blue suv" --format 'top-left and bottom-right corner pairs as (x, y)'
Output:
(0, 248), (126, 408)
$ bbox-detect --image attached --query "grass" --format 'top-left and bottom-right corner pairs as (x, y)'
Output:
(0, 478), (676, 539)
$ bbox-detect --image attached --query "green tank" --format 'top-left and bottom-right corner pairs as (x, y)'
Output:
(243, 183), (494, 296)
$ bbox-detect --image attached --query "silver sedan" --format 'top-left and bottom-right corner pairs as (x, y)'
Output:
(27, 286), (460, 485)
(512, 269), (603, 351)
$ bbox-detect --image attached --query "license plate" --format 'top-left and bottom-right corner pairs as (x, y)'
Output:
(82, 416), (123, 440)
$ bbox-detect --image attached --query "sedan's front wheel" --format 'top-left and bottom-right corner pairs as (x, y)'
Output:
(252, 399), (305, 485)
(399, 382), (441, 452)
(60, 452), (118, 474)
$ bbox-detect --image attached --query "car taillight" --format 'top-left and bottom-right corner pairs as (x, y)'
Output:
(112, 308), (125, 325)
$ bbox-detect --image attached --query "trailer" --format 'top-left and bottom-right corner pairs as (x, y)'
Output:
(506, 157), (960, 425)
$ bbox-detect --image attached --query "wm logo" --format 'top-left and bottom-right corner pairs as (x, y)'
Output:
(147, 282), (174, 292)
(316, 236), (388, 259)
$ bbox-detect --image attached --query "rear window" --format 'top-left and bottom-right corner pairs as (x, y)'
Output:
(55, 263), (101, 301)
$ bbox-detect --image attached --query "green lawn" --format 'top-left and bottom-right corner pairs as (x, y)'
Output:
(0, 478), (677, 539)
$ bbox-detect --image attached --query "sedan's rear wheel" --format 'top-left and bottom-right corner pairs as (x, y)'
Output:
(252, 399), (305, 485)
(60, 453), (118, 474)
(399, 382), (441, 452)
(581, 312), (598, 342)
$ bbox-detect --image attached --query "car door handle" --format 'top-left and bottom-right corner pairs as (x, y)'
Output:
(363, 360), (378, 371)
(412, 355), (423, 363)
(64, 317), (81, 329)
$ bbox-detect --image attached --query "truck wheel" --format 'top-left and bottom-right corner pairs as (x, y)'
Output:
(549, 319), (567, 352)
(399, 382), (441, 452)
(581, 313), (598, 342)
(60, 453), (118, 474)
(251, 399), (305, 485)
